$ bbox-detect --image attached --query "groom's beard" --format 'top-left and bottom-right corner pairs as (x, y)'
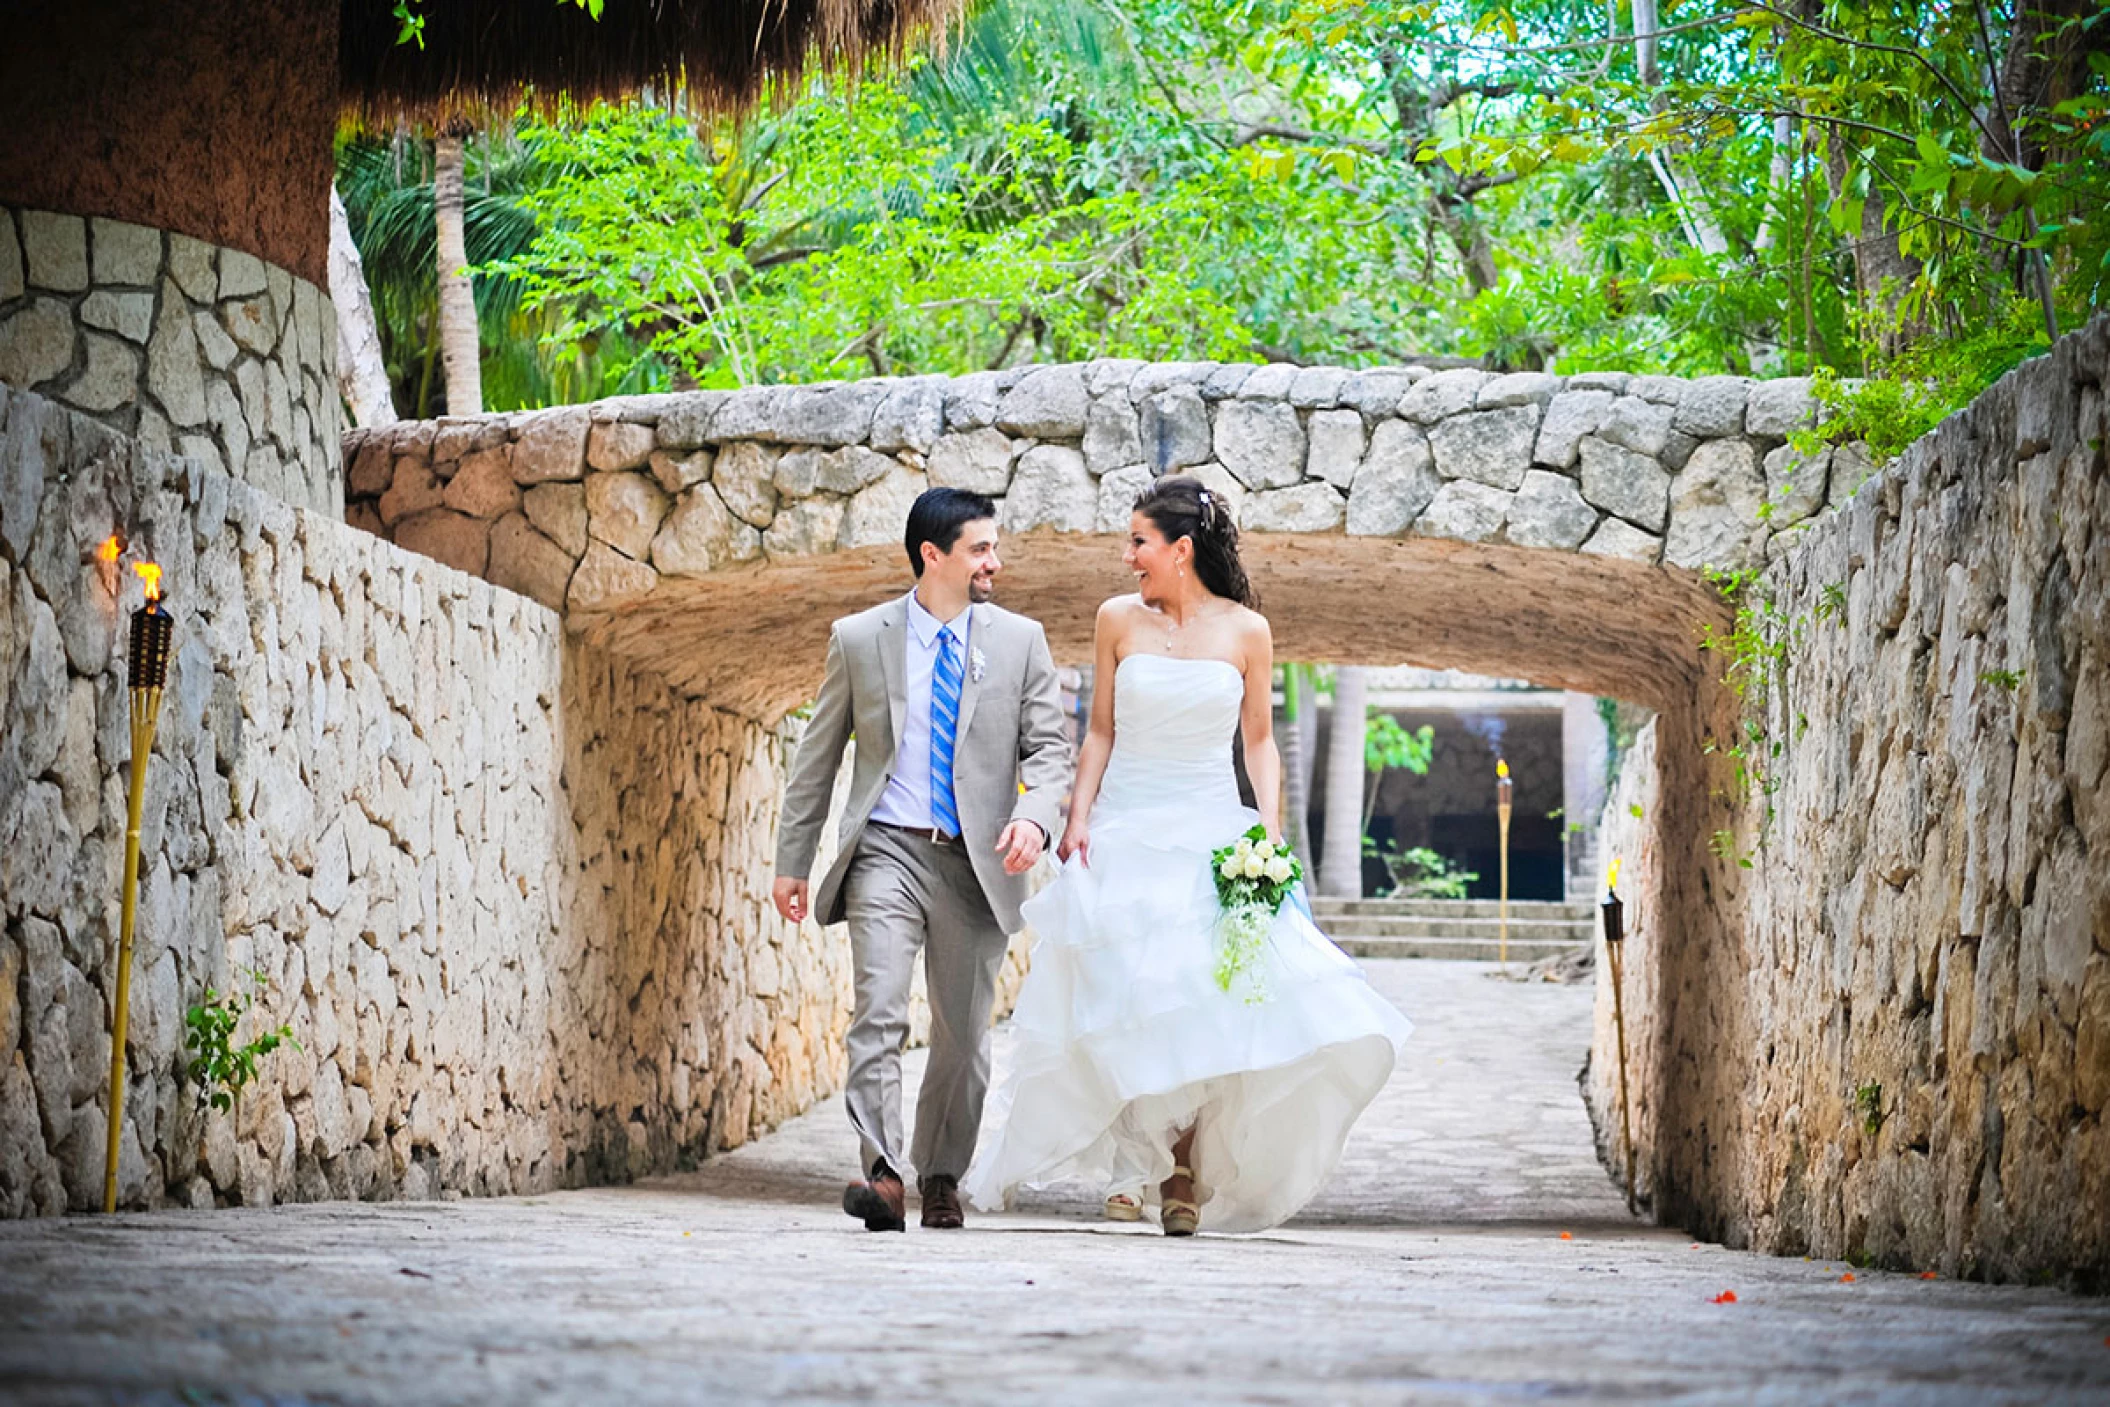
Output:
(968, 575), (996, 603)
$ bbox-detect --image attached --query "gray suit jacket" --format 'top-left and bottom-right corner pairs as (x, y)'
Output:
(774, 595), (1073, 933)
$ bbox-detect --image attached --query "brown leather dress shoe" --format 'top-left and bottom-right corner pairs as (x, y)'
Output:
(919, 1174), (965, 1229)
(843, 1162), (907, 1232)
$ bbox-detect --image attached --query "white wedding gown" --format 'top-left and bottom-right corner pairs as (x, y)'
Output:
(962, 653), (1411, 1233)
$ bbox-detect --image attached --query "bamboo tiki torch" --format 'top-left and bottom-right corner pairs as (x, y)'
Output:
(104, 553), (172, 1214)
(1495, 757), (1512, 969)
(1602, 856), (1637, 1215)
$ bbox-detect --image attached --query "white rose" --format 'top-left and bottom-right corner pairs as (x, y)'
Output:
(1254, 839), (1275, 859)
(1265, 856), (1293, 883)
(1242, 853), (1267, 879)
(1219, 856), (1241, 880)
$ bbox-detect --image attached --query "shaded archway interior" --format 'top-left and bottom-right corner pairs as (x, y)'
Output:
(575, 534), (1732, 723)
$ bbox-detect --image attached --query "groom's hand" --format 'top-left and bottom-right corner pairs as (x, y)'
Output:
(996, 820), (1045, 875)
(772, 876), (810, 923)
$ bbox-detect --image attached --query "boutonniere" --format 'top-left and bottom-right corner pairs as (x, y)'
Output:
(969, 647), (987, 682)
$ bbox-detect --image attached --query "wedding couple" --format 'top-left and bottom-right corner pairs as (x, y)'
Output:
(771, 478), (1410, 1236)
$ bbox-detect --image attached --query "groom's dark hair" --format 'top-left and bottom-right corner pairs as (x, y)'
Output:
(905, 488), (997, 577)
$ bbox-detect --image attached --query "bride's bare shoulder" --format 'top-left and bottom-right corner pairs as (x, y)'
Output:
(1096, 593), (1147, 623)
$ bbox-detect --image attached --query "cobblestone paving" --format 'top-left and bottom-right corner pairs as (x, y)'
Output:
(2, 961), (2106, 1405)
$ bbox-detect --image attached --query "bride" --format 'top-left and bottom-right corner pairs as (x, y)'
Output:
(962, 474), (1411, 1235)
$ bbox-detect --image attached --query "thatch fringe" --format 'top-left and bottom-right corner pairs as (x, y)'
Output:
(340, 0), (965, 124)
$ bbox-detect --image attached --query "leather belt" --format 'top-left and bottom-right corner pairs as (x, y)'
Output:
(867, 820), (963, 846)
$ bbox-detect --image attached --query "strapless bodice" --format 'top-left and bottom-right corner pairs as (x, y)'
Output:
(1096, 653), (1244, 818)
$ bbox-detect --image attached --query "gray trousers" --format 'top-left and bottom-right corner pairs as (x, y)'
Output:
(841, 825), (1010, 1183)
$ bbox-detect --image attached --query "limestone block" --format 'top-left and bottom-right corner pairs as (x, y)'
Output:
(996, 365), (1089, 437)
(1094, 465), (1153, 533)
(347, 436), (393, 497)
(944, 372), (1002, 430)
(1747, 378), (1817, 438)
(0, 298), (76, 389)
(263, 360), (294, 447)
(815, 445), (895, 496)
(1346, 421), (1438, 537)
(379, 458), (444, 526)
(489, 512), (573, 607)
(777, 382), (888, 446)
(6, 587), (66, 779)
(312, 819), (351, 916)
(514, 407), (590, 483)
(218, 248), (269, 299)
(1396, 369), (1488, 424)
(1578, 436), (1670, 532)
(762, 497), (845, 560)
(1430, 406), (1539, 490)
(1140, 387), (1211, 472)
(430, 444), (516, 518)
(871, 380), (946, 455)
(712, 442), (780, 528)
(1288, 366), (1350, 409)
(1478, 372), (1559, 409)
(222, 296), (276, 356)
(192, 310), (237, 372)
(1213, 399), (1305, 489)
(1413, 480), (1511, 543)
(1243, 482), (1344, 533)
(1762, 443), (1830, 526)
(395, 509), (490, 577)
(1083, 398), (1143, 475)
(1088, 358), (1146, 396)
(1306, 409), (1366, 489)
(1568, 371), (1629, 394)
(927, 428), (1015, 495)
(1505, 470), (1599, 550)
(585, 472), (672, 560)
(569, 539), (661, 609)
(1338, 368), (1414, 417)
(653, 395), (722, 450)
(1236, 364), (1298, 400)
(166, 235), (216, 304)
(81, 290), (153, 344)
(1534, 390), (1614, 469)
(146, 279), (209, 426)
(523, 482), (589, 557)
(652, 485), (757, 577)
(1597, 396), (1673, 457)
(649, 448), (714, 496)
(772, 447), (821, 498)
(1200, 364), (1256, 400)
(840, 466), (928, 550)
(1578, 516), (1661, 563)
(1627, 374), (1684, 405)
(586, 420), (655, 473)
(19, 211), (88, 292)
(64, 334), (139, 413)
(1664, 438), (1766, 570)
(999, 445), (1094, 533)
(1128, 362), (1216, 399)
(0, 214), (21, 301)
(1674, 376), (1751, 436)
(1828, 442), (1877, 506)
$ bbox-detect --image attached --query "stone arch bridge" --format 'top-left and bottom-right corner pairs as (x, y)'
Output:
(343, 360), (1849, 717)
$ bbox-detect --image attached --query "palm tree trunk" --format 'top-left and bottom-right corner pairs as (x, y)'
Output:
(1278, 666), (1315, 879)
(1319, 666), (1369, 897)
(434, 125), (482, 415)
(329, 184), (397, 428)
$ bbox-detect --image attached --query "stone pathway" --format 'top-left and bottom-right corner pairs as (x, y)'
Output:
(2, 961), (2106, 1405)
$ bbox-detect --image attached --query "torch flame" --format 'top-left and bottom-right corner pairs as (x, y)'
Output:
(132, 561), (163, 603)
(1496, 758), (1509, 779)
(1607, 856), (1623, 892)
(96, 535), (122, 564)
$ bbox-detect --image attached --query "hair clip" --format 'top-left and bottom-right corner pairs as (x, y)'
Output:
(1198, 489), (1213, 508)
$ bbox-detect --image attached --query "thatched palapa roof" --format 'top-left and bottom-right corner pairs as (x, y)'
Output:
(339, 0), (965, 121)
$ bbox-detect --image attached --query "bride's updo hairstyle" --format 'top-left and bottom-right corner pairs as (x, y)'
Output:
(1134, 475), (1257, 608)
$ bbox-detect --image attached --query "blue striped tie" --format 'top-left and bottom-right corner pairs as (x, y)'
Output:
(930, 625), (962, 838)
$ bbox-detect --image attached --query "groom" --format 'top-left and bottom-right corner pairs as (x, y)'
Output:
(772, 487), (1072, 1231)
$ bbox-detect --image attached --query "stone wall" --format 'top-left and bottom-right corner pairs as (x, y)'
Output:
(1, 203), (341, 519)
(1587, 319), (2109, 1287)
(341, 361), (1871, 627)
(0, 386), (859, 1213)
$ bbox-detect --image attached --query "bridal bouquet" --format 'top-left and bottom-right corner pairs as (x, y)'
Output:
(1210, 825), (1302, 1001)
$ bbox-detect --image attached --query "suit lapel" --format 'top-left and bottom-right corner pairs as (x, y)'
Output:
(878, 595), (907, 754)
(953, 602), (986, 743)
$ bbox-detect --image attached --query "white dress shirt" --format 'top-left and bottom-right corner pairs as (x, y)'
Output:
(870, 590), (973, 833)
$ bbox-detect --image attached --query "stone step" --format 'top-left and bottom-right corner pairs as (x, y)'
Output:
(1317, 916), (1592, 941)
(1308, 897), (1593, 922)
(1338, 936), (1593, 963)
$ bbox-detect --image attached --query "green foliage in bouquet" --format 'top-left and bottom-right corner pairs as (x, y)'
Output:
(1210, 824), (1302, 1002)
